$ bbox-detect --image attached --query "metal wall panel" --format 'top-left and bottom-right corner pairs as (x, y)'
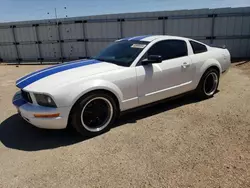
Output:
(17, 44), (39, 59)
(241, 16), (250, 35)
(123, 20), (163, 37)
(197, 40), (210, 45)
(0, 45), (17, 60)
(37, 25), (59, 41)
(213, 39), (250, 58)
(214, 16), (250, 36)
(40, 43), (60, 59)
(85, 22), (120, 38)
(60, 23), (83, 40)
(0, 28), (14, 43)
(0, 7), (250, 63)
(165, 18), (211, 37)
(87, 42), (111, 57)
(15, 27), (36, 42)
(62, 42), (86, 59)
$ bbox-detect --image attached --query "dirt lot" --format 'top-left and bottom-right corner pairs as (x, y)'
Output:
(0, 62), (250, 188)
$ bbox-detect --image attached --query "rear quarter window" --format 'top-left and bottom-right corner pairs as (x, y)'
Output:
(190, 41), (207, 54)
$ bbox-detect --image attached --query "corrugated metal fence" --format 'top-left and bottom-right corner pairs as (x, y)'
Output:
(0, 7), (250, 63)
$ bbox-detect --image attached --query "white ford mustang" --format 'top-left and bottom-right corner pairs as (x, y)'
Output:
(13, 35), (230, 136)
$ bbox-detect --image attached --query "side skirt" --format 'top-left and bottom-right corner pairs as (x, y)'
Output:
(120, 90), (196, 116)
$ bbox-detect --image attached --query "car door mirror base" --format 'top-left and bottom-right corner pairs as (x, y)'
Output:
(141, 55), (162, 65)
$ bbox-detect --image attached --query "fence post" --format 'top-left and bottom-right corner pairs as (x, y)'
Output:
(159, 16), (168, 35)
(119, 19), (125, 38)
(33, 24), (42, 63)
(120, 20), (123, 38)
(57, 22), (63, 63)
(11, 25), (21, 64)
(82, 20), (88, 58)
(210, 14), (217, 44)
(162, 18), (165, 35)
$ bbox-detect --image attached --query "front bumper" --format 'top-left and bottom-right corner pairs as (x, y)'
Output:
(12, 91), (70, 129)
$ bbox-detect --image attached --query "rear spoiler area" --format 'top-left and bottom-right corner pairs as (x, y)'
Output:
(210, 44), (227, 49)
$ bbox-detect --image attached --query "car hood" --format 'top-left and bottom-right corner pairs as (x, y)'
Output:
(16, 59), (122, 92)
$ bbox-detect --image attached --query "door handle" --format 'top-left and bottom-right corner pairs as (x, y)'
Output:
(182, 62), (190, 68)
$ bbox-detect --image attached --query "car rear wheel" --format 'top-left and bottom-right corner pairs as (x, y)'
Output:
(196, 68), (220, 99)
(70, 92), (118, 136)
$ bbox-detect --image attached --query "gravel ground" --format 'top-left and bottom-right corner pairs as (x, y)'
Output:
(0, 62), (250, 188)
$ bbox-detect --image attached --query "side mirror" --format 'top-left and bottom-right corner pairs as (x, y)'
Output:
(141, 55), (162, 65)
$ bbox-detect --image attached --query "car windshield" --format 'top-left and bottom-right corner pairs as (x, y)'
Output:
(94, 40), (149, 67)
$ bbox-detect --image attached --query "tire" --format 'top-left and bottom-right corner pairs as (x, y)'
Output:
(195, 68), (220, 99)
(70, 92), (118, 136)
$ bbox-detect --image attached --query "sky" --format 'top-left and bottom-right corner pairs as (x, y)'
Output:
(0, 0), (250, 22)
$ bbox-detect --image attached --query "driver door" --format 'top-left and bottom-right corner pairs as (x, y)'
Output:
(136, 39), (194, 106)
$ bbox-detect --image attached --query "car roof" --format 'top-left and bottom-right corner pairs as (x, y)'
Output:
(118, 35), (189, 42)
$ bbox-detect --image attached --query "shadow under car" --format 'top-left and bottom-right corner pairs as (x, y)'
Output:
(0, 93), (209, 151)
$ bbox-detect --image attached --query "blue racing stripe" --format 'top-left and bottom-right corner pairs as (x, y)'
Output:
(119, 35), (152, 41)
(16, 60), (82, 83)
(17, 59), (101, 89)
(119, 37), (132, 41)
(131, 35), (152, 41)
(13, 98), (27, 107)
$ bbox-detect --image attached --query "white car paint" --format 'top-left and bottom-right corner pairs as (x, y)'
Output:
(13, 35), (231, 129)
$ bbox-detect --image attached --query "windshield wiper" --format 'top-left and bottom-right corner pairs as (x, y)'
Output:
(89, 57), (107, 62)
(94, 58), (117, 64)
(92, 57), (127, 66)
(95, 58), (106, 62)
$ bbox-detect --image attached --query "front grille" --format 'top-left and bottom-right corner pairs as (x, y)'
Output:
(21, 90), (33, 103)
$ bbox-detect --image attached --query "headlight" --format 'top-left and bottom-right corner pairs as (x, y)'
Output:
(34, 94), (57, 107)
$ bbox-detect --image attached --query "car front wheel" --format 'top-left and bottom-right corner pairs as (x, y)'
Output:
(70, 92), (118, 136)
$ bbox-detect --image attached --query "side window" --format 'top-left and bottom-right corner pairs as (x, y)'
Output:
(147, 40), (188, 60)
(190, 41), (207, 54)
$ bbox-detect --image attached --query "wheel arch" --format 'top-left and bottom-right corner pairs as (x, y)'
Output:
(201, 58), (222, 75)
(67, 87), (122, 127)
(203, 65), (220, 76)
(192, 59), (221, 89)
(73, 89), (120, 110)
